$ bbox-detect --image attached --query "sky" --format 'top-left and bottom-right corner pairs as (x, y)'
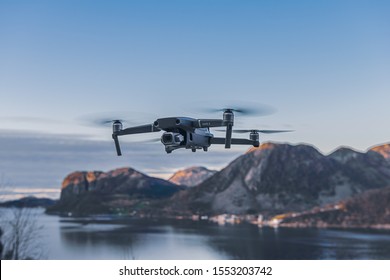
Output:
(0, 0), (389, 199)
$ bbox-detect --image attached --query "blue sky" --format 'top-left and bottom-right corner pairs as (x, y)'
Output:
(0, 0), (389, 198)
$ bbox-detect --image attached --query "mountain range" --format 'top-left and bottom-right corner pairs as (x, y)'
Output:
(169, 143), (390, 215)
(47, 142), (390, 227)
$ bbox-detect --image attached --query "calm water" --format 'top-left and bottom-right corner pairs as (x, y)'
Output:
(3, 209), (390, 260)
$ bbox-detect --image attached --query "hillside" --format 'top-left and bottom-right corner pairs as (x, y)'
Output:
(167, 143), (390, 215)
(47, 167), (182, 215)
(0, 196), (57, 208)
(370, 143), (390, 161)
(48, 142), (390, 220)
(279, 186), (390, 228)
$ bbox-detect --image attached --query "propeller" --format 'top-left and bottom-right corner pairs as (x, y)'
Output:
(233, 129), (294, 134)
(78, 111), (156, 128)
(216, 129), (294, 134)
(96, 119), (126, 126)
(127, 138), (161, 143)
(80, 116), (129, 128)
(202, 103), (276, 117)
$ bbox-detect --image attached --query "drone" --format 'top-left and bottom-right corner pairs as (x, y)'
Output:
(109, 108), (292, 156)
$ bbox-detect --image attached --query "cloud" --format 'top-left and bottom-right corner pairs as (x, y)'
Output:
(0, 130), (247, 198)
(0, 187), (60, 201)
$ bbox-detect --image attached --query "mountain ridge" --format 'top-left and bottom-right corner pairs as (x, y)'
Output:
(48, 167), (182, 215)
(167, 142), (390, 215)
(48, 142), (390, 223)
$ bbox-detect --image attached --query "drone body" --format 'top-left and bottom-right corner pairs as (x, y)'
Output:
(111, 109), (291, 156)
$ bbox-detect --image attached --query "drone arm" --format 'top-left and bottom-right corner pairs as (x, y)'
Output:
(210, 137), (259, 147)
(209, 137), (225, 144)
(225, 123), (233, 149)
(115, 124), (161, 136)
(111, 124), (161, 156)
(231, 138), (259, 146)
(193, 119), (224, 128)
(112, 134), (122, 156)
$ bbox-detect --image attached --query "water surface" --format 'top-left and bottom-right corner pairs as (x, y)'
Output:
(35, 211), (390, 260)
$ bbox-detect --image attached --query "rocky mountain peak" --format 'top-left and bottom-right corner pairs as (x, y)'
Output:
(62, 171), (103, 190)
(245, 143), (324, 170)
(53, 167), (182, 215)
(169, 166), (217, 187)
(61, 167), (145, 191)
(370, 143), (390, 160)
(102, 167), (146, 180)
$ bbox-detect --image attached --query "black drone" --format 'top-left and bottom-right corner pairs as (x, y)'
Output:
(109, 108), (292, 156)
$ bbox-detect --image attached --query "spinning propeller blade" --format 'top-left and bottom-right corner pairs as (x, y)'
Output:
(232, 129), (294, 134)
(203, 103), (275, 117)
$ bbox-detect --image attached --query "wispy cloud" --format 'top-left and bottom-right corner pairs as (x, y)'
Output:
(0, 187), (60, 201)
(0, 129), (247, 198)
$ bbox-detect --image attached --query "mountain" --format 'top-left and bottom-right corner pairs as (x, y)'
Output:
(168, 166), (217, 187)
(0, 196), (57, 208)
(278, 186), (390, 228)
(370, 143), (390, 161)
(48, 142), (390, 219)
(47, 167), (182, 215)
(168, 143), (390, 215)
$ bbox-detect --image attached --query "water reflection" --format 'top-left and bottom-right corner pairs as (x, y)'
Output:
(49, 215), (390, 260)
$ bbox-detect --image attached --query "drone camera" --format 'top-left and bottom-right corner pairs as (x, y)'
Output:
(161, 132), (184, 145)
(162, 133), (173, 144)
